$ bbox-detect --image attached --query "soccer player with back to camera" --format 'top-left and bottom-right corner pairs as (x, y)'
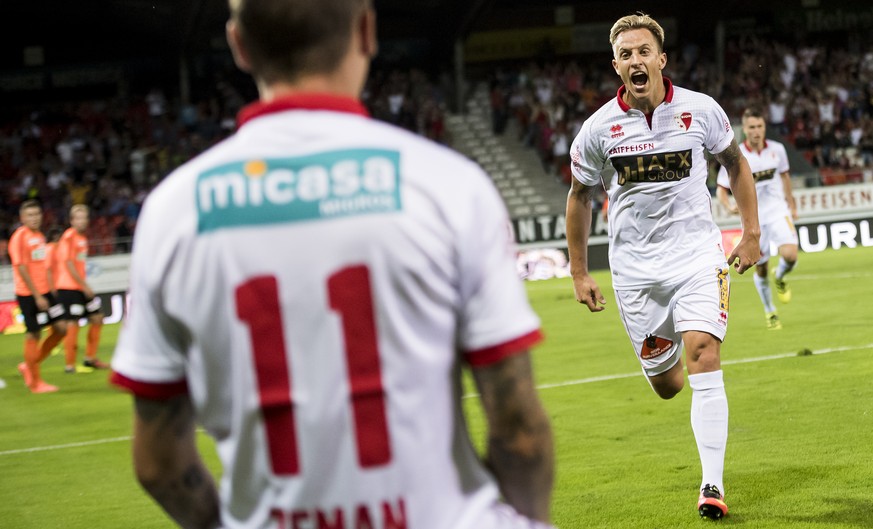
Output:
(9, 200), (69, 393)
(716, 107), (799, 330)
(565, 12), (761, 520)
(110, 0), (555, 528)
(56, 205), (107, 372)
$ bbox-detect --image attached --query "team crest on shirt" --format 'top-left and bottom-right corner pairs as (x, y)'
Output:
(610, 124), (625, 139)
(641, 334), (673, 360)
(675, 112), (693, 132)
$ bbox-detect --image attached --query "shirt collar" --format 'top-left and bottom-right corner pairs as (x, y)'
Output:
(616, 77), (674, 112)
(236, 93), (369, 128)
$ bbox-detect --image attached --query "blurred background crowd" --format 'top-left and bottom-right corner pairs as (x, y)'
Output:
(3, 0), (873, 262)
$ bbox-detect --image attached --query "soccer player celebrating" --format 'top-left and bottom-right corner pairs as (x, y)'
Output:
(717, 107), (798, 330)
(9, 200), (68, 393)
(565, 12), (761, 520)
(111, 1), (555, 528)
(56, 205), (107, 372)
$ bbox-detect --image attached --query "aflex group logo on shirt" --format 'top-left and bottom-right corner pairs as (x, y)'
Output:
(611, 149), (693, 185)
(196, 149), (402, 233)
(752, 168), (777, 182)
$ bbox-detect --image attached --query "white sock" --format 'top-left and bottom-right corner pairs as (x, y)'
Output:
(775, 257), (794, 280)
(753, 273), (776, 313)
(689, 370), (728, 495)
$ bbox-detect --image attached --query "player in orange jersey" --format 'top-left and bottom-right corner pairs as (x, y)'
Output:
(8, 200), (68, 393)
(56, 205), (107, 372)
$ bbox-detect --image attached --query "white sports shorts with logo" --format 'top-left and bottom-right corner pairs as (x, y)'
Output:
(614, 265), (730, 377)
(758, 215), (798, 264)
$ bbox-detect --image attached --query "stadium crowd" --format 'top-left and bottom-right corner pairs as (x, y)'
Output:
(489, 36), (873, 184)
(4, 36), (873, 262)
(0, 68), (449, 263)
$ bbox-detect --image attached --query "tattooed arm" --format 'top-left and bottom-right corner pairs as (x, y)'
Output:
(715, 139), (761, 273)
(472, 352), (554, 523)
(133, 395), (221, 529)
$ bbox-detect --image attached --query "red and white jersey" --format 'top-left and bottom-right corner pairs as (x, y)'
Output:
(111, 94), (542, 529)
(716, 140), (790, 225)
(570, 79), (733, 289)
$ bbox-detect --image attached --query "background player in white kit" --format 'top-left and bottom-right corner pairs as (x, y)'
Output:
(716, 107), (798, 330)
(110, 1), (555, 528)
(565, 13), (761, 520)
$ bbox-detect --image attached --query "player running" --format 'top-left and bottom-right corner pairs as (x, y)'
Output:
(565, 12), (761, 520)
(717, 107), (798, 330)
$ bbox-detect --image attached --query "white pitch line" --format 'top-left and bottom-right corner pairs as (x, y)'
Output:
(4, 344), (871, 456)
(0, 436), (132, 456)
(463, 342), (873, 398)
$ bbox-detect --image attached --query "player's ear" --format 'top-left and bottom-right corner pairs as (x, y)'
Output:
(357, 6), (378, 58)
(659, 51), (667, 70)
(226, 20), (252, 73)
(612, 58), (620, 76)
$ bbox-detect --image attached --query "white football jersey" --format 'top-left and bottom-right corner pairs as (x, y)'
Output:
(570, 79), (733, 289)
(716, 139), (791, 225)
(111, 95), (542, 529)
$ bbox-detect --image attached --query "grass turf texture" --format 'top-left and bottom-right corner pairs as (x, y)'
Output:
(1, 246), (871, 528)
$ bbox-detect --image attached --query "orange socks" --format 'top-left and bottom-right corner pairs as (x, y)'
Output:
(65, 324), (80, 367)
(86, 323), (102, 359)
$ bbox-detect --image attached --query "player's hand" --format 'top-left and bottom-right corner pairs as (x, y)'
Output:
(35, 294), (49, 311)
(727, 202), (739, 214)
(572, 274), (606, 312)
(727, 235), (762, 274)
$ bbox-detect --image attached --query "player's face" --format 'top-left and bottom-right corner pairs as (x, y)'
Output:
(20, 206), (42, 231)
(612, 28), (666, 106)
(71, 210), (89, 233)
(742, 116), (766, 149)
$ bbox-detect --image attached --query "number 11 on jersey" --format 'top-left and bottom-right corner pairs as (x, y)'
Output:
(235, 265), (391, 476)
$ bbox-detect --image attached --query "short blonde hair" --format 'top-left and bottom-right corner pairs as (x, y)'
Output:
(70, 204), (89, 216)
(609, 12), (665, 53)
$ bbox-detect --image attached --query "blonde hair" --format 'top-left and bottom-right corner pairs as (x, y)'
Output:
(609, 12), (665, 52)
(70, 204), (90, 216)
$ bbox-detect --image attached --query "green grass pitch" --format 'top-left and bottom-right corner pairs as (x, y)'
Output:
(1, 246), (871, 528)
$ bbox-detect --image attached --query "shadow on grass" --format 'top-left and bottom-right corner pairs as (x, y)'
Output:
(781, 497), (873, 528)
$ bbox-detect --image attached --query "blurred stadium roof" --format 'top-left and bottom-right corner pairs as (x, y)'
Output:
(4, 0), (871, 72)
(0, 0), (741, 70)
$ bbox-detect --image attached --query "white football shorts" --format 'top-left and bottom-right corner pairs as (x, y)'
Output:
(759, 215), (798, 264)
(614, 265), (730, 377)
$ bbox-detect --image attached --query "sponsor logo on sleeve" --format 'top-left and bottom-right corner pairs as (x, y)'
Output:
(196, 149), (402, 233)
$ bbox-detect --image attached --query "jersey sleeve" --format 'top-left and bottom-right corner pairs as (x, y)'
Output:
(456, 168), (542, 368)
(110, 185), (190, 399)
(776, 142), (790, 174)
(8, 230), (28, 266)
(716, 165), (730, 189)
(703, 97), (735, 156)
(570, 119), (607, 187)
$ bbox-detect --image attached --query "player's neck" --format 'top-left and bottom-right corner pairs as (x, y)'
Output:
(256, 56), (368, 103)
(622, 85), (665, 115)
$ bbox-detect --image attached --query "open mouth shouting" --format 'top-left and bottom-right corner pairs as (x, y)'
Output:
(630, 70), (648, 90)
